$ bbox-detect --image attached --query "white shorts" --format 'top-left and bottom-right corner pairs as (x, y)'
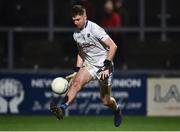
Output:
(83, 61), (113, 86)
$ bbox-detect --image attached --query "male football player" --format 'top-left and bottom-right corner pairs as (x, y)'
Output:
(50, 5), (122, 127)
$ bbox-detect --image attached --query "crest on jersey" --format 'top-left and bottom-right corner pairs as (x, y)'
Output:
(87, 33), (90, 37)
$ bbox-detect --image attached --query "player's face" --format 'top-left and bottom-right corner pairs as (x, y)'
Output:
(72, 15), (87, 29)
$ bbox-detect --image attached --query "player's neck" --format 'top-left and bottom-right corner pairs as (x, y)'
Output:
(79, 20), (88, 30)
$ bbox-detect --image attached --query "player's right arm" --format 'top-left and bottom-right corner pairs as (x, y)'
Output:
(66, 33), (84, 82)
(76, 52), (84, 68)
(91, 23), (117, 80)
(66, 49), (84, 82)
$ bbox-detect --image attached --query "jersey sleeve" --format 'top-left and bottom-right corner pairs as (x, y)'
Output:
(91, 24), (109, 41)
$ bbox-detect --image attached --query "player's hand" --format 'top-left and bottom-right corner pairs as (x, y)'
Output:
(98, 67), (110, 80)
(65, 66), (80, 81)
(65, 66), (80, 86)
(97, 59), (111, 80)
(65, 72), (77, 82)
(65, 72), (77, 87)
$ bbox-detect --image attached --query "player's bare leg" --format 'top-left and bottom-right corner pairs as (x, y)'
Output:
(66, 68), (93, 105)
(50, 68), (93, 120)
(100, 83), (122, 127)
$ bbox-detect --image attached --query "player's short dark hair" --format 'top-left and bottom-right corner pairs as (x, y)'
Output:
(71, 5), (86, 17)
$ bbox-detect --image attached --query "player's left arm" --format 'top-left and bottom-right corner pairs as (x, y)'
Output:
(102, 37), (117, 61)
(91, 24), (117, 61)
(91, 24), (117, 80)
(98, 37), (117, 80)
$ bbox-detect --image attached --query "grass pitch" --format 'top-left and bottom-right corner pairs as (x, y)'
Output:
(0, 115), (180, 131)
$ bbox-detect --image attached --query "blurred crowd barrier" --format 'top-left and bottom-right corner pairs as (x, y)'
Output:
(0, 0), (180, 70)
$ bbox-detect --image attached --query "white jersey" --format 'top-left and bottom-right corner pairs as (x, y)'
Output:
(73, 20), (110, 67)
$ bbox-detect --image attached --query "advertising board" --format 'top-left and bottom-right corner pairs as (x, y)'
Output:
(0, 72), (147, 115)
(148, 78), (180, 116)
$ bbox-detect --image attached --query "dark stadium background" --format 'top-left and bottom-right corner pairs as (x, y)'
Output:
(0, 0), (180, 131)
(0, 0), (179, 70)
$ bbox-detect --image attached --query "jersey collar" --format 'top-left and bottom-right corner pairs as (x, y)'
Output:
(84, 20), (88, 28)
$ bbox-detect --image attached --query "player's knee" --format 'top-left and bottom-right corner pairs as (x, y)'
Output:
(101, 97), (110, 106)
(71, 80), (82, 90)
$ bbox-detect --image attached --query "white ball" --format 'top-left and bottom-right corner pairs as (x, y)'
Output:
(51, 77), (68, 94)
